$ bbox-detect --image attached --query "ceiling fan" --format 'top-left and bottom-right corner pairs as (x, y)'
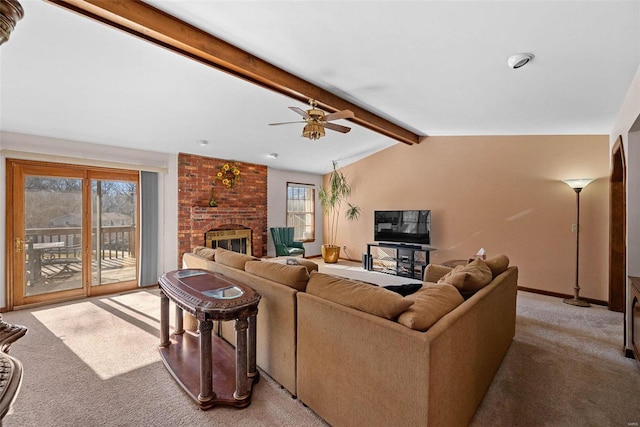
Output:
(269, 99), (354, 140)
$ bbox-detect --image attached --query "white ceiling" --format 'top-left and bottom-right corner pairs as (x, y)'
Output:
(1, 1), (639, 174)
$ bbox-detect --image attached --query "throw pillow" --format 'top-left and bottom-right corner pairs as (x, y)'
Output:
(484, 254), (510, 277)
(397, 283), (464, 331)
(193, 246), (216, 261)
(437, 258), (492, 293)
(306, 272), (414, 320)
(215, 247), (257, 271)
(245, 260), (310, 291)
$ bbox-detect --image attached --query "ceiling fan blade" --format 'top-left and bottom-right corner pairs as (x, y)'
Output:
(324, 122), (351, 133)
(289, 106), (310, 119)
(269, 121), (306, 126)
(325, 110), (354, 121)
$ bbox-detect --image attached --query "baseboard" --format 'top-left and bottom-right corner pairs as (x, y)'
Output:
(624, 348), (637, 359)
(517, 286), (608, 307)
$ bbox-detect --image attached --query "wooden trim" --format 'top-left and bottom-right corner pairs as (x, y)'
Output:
(4, 159), (16, 312)
(45, 0), (423, 146)
(517, 286), (608, 306)
(609, 137), (626, 312)
(1, 149), (168, 173)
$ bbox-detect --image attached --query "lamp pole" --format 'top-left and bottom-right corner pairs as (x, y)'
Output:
(562, 179), (594, 307)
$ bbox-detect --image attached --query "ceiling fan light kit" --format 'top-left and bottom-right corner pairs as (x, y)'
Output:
(270, 99), (354, 141)
(507, 53), (534, 69)
(302, 123), (325, 140)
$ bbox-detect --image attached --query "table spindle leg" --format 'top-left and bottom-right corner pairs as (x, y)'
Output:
(198, 320), (215, 403)
(233, 317), (249, 400)
(247, 313), (258, 379)
(159, 290), (170, 348)
(174, 305), (184, 335)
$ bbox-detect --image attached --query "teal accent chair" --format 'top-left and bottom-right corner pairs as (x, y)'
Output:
(270, 227), (305, 257)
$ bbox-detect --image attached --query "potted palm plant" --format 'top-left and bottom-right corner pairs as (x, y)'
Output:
(319, 161), (360, 263)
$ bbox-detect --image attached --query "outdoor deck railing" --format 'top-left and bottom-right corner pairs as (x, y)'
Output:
(26, 226), (136, 260)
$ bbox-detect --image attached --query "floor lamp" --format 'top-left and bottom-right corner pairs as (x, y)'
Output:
(562, 178), (594, 307)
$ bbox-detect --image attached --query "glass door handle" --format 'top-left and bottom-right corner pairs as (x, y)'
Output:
(15, 238), (22, 253)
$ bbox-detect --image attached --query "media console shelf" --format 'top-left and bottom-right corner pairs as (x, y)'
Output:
(366, 243), (435, 280)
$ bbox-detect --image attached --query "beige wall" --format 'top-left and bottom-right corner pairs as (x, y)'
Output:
(333, 135), (610, 301)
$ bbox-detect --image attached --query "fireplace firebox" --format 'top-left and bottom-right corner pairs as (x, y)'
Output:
(205, 228), (252, 256)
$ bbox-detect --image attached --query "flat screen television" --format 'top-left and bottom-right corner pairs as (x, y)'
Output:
(374, 210), (431, 245)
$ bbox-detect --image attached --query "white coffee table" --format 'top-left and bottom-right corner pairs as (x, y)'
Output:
(319, 263), (422, 287)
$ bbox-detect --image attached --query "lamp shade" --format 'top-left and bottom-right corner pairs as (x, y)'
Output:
(563, 179), (594, 190)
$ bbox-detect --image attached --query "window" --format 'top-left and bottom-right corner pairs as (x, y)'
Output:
(286, 183), (315, 242)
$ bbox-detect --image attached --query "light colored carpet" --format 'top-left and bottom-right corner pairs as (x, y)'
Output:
(1, 289), (326, 427)
(472, 292), (640, 426)
(1, 288), (639, 426)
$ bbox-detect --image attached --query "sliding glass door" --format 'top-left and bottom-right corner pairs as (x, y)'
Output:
(91, 176), (138, 287)
(23, 173), (85, 298)
(8, 160), (139, 308)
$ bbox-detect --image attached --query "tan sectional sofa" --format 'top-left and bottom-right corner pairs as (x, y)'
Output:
(182, 247), (518, 426)
(182, 248), (316, 395)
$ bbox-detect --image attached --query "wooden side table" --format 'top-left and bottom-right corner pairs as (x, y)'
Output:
(158, 269), (260, 409)
(0, 315), (27, 424)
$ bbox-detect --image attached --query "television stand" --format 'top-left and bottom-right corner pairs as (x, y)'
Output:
(366, 243), (435, 280)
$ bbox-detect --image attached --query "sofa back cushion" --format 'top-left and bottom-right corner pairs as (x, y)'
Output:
(245, 260), (310, 291)
(263, 257), (319, 273)
(283, 258), (319, 273)
(215, 247), (257, 271)
(306, 272), (413, 320)
(485, 254), (510, 277)
(193, 245), (216, 261)
(397, 283), (464, 331)
(437, 258), (492, 293)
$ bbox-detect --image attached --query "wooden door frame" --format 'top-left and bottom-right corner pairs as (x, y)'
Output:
(5, 159), (140, 310)
(609, 136), (626, 312)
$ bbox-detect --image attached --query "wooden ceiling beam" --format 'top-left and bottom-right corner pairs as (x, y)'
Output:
(46, 0), (423, 145)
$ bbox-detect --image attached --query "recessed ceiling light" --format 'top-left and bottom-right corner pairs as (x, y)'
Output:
(507, 53), (534, 69)
(268, 153), (279, 159)
(198, 139), (209, 146)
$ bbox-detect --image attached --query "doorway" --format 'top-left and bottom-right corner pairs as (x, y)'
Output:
(609, 137), (626, 312)
(6, 159), (139, 309)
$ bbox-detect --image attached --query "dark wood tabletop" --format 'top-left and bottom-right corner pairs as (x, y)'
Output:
(158, 269), (260, 321)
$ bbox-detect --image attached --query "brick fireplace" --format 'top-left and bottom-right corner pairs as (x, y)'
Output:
(177, 153), (268, 266)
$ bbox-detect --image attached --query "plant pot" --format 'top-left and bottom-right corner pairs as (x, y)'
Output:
(321, 245), (340, 263)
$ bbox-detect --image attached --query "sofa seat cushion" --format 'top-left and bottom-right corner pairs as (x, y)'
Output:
(193, 246), (216, 260)
(397, 283), (464, 331)
(306, 272), (413, 320)
(245, 260), (310, 291)
(215, 247), (257, 271)
(437, 258), (492, 293)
